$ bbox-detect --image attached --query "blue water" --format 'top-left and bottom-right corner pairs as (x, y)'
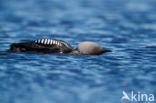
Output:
(0, 0), (156, 103)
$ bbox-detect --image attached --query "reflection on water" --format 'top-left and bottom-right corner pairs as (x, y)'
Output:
(0, 0), (156, 103)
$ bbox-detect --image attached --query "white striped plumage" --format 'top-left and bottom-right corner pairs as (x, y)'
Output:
(58, 41), (61, 46)
(34, 39), (72, 50)
(44, 39), (46, 44)
(45, 39), (48, 44)
(47, 39), (50, 45)
(53, 40), (55, 45)
(55, 40), (58, 45)
(41, 39), (44, 44)
(50, 40), (53, 45)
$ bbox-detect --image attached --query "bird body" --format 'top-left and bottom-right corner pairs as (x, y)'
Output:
(8, 39), (111, 55)
(8, 39), (73, 54)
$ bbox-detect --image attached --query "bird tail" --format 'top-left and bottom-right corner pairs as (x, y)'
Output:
(8, 43), (27, 52)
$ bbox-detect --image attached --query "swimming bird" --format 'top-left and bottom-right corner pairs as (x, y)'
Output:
(8, 39), (111, 55)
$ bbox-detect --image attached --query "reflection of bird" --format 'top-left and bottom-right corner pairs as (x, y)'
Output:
(121, 91), (130, 101)
(8, 39), (111, 55)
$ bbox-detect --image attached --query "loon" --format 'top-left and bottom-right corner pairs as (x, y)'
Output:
(8, 39), (111, 55)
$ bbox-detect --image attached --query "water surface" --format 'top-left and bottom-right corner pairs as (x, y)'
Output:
(0, 0), (156, 103)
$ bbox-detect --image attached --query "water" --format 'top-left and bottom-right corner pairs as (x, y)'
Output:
(0, 0), (156, 103)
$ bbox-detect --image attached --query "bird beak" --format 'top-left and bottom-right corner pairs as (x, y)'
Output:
(102, 49), (112, 53)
